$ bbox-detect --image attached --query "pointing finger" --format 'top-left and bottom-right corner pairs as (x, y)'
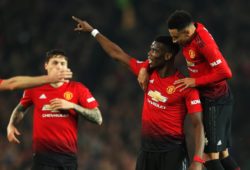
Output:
(72, 16), (82, 23)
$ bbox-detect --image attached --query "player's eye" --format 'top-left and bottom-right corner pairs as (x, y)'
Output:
(52, 61), (58, 65)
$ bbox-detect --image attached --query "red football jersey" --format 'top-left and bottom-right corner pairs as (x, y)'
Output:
(130, 58), (202, 151)
(20, 81), (98, 154)
(182, 23), (232, 98)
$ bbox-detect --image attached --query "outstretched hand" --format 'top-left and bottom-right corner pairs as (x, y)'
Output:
(72, 16), (93, 32)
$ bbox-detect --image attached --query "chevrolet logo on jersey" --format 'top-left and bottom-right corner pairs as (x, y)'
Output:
(186, 59), (195, 67)
(148, 90), (167, 102)
(42, 104), (59, 112)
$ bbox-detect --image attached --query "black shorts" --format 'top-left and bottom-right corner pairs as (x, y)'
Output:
(31, 152), (77, 170)
(135, 147), (189, 170)
(31, 164), (77, 170)
(202, 90), (233, 153)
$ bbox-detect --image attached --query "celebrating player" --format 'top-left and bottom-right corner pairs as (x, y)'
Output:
(138, 10), (240, 170)
(72, 16), (205, 170)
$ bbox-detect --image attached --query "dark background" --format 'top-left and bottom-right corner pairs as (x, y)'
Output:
(0, 0), (249, 169)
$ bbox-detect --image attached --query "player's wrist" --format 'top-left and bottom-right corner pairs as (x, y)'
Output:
(91, 29), (99, 37)
(71, 103), (76, 110)
(43, 75), (53, 83)
(193, 155), (205, 164)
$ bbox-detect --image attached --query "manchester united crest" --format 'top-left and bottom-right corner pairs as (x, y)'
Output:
(166, 86), (176, 94)
(63, 91), (73, 100)
(189, 49), (196, 59)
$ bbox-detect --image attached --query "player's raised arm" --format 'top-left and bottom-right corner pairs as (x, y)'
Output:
(72, 16), (131, 66)
(0, 68), (72, 91)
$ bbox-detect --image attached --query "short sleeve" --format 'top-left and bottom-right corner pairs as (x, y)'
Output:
(185, 88), (202, 114)
(77, 84), (99, 109)
(20, 89), (33, 108)
(129, 58), (149, 76)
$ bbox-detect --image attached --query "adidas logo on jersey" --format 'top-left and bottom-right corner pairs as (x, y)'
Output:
(39, 94), (47, 99)
(149, 79), (154, 84)
(217, 140), (222, 146)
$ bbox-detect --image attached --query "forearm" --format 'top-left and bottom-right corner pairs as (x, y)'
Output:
(197, 47), (232, 86)
(8, 104), (27, 126)
(73, 104), (102, 125)
(96, 33), (124, 58)
(3, 75), (51, 90)
(93, 33), (130, 65)
(195, 70), (232, 86)
(193, 123), (205, 157)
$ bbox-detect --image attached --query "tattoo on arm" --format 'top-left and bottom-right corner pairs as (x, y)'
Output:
(73, 104), (102, 125)
(9, 104), (28, 126)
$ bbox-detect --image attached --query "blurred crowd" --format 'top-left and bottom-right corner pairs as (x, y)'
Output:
(0, 0), (250, 169)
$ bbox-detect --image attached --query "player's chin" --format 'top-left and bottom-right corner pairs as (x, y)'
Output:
(149, 62), (158, 69)
(149, 64), (154, 69)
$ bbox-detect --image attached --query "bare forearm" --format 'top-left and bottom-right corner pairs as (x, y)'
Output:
(73, 104), (102, 125)
(94, 33), (131, 65)
(193, 123), (205, 157)
(96, 33), (123, 58)
(2, 75), (51, 90)
(190, 112), (205, 157)
(72, 17), (131, 65)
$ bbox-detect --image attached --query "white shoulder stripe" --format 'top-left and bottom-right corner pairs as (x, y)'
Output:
(87, 97), (95, 103)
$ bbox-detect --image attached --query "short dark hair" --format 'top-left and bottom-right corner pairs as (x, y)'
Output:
(167, 10), (193, 30)
(45, 49), (68, 63)
(154, 35), (180, 57)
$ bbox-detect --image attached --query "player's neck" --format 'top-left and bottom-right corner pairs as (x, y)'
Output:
(187, 24), (196, 40)
(157, 64), (176, 78)
(50, 82), (64, 88)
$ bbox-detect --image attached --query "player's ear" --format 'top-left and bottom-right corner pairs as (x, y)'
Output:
(44, 63), (48, 71)
(183, 28), (192, 37)
(164, 52), (172, 61)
